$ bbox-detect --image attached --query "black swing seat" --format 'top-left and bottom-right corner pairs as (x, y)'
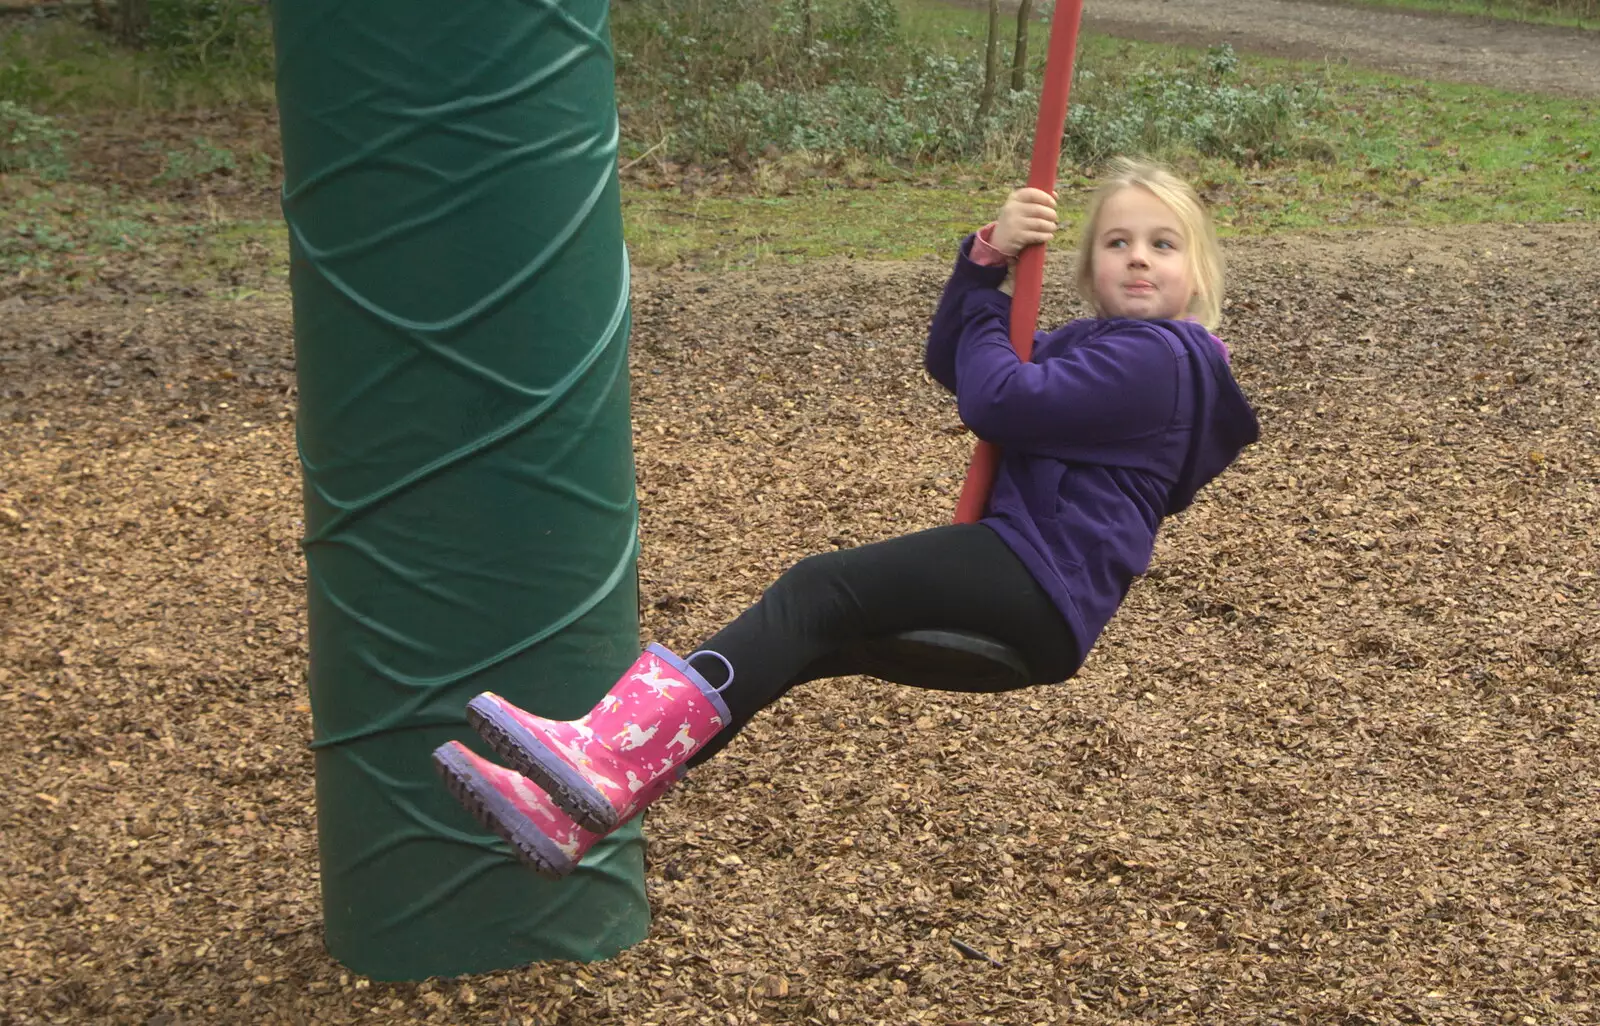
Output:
(839, 629), (1030, 691)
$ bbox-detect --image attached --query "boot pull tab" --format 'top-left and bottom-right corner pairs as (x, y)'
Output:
(687, 650), (735, 693)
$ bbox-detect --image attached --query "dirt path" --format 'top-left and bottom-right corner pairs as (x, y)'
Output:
(1069, 0), (1600, 97)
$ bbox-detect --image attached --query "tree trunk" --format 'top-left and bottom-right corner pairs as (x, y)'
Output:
(978, 0), (1001, 119)
(1011, 0), (1034, 92)
(118, 0), (150, 46)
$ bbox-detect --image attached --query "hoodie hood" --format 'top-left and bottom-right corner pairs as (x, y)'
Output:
(1157, 318), (1260, 514)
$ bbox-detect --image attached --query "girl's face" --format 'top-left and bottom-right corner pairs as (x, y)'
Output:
(1090, 186), (1197, 322)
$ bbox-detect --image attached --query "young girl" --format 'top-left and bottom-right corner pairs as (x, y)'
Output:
(433, 158), (1260, 877)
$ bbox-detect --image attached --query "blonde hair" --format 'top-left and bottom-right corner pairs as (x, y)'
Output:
(1074, 157), (1224, 330)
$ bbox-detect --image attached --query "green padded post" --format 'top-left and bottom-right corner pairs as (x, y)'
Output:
(272, 0), (650, 978)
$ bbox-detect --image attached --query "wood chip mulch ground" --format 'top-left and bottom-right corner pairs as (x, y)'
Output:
(1, 222), (1596, 1025)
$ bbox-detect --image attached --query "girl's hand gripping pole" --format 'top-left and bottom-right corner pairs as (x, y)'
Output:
(953, 0), (1085, 525)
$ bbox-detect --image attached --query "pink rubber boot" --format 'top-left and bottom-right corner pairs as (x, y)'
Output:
(432, 740), (674, 879)
(465, 643), (732, 833)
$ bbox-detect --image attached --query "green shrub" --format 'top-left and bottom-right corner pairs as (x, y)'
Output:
(628, 21), (1324, 169)
(1065, 47), (1324, 165)
(0, 100), (73, 179)
(146, 0), (273, 75)
(0, 46), (51, 107)
(677, 52), (1039, 161)
(153, 137), (238, 183)
(1, 8), (274, 112)
(615, 0), (931, 113)
(0, 23), (121, 108)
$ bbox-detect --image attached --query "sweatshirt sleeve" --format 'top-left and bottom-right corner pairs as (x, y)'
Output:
(954, 289), (1182, 460)
(925, 233), (1011, 393)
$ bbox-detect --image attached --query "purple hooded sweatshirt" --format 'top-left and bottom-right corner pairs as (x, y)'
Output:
(927, 235), (1260, 672)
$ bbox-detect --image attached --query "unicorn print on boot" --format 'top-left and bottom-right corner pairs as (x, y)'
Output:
(465, 644), (731, 833)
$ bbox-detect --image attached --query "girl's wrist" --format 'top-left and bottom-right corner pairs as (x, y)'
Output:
(970, 223), (1014, 267)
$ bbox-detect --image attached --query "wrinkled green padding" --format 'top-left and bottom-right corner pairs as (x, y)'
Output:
(273, 0), (649, 979)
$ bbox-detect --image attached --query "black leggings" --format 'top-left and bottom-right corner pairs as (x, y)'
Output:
(687, 523), (1080, 765)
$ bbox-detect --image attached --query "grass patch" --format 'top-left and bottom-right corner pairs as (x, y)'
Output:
(618, 31), (1597, 267)
(623, 180), (993, 267)
(1320, 75), (1597, 221)
(897, 0), (1048, 52)
(0, 178), (287, 294)
(0, 2), (1595, 280)
(0, 16), (275, 112)
(1327, 0), (1600, 31)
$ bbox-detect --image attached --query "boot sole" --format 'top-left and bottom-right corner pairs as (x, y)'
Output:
(431, 743), (575, 880)
(465, 697), (621, 834)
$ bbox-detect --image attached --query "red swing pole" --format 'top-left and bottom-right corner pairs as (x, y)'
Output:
(954, 0), (1086, 524)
